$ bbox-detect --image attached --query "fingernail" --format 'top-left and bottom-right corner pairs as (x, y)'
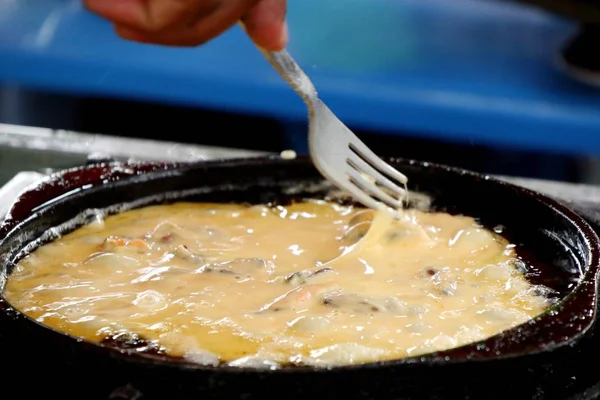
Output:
(279, 20), (289, 49)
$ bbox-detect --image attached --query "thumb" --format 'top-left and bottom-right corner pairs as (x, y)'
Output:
(242, 0), (287, 51)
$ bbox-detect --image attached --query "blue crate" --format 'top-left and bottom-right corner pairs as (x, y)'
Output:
(0, 0), (599, 155)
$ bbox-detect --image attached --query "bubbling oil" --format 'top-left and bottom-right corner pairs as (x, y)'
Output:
(4, 200), (556, 368)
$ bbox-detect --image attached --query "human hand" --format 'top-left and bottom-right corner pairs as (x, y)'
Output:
(84, 0), (287, 51)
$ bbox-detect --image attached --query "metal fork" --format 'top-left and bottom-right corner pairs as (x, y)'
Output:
(243, 26), (408, 211)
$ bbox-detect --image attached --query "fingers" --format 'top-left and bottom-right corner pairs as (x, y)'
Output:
(85, 0), (288, 50)
(85, 0), (217, 32)
(243, 0), (288, 51)
(114, 0), (257, 47)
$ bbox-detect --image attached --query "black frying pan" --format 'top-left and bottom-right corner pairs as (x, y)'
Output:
(0, 156), (598, 400)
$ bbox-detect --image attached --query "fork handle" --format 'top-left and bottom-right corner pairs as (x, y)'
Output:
(238, 22), (318, 106)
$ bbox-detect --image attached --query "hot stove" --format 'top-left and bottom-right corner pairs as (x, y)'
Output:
(1, 123), (600, 400)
